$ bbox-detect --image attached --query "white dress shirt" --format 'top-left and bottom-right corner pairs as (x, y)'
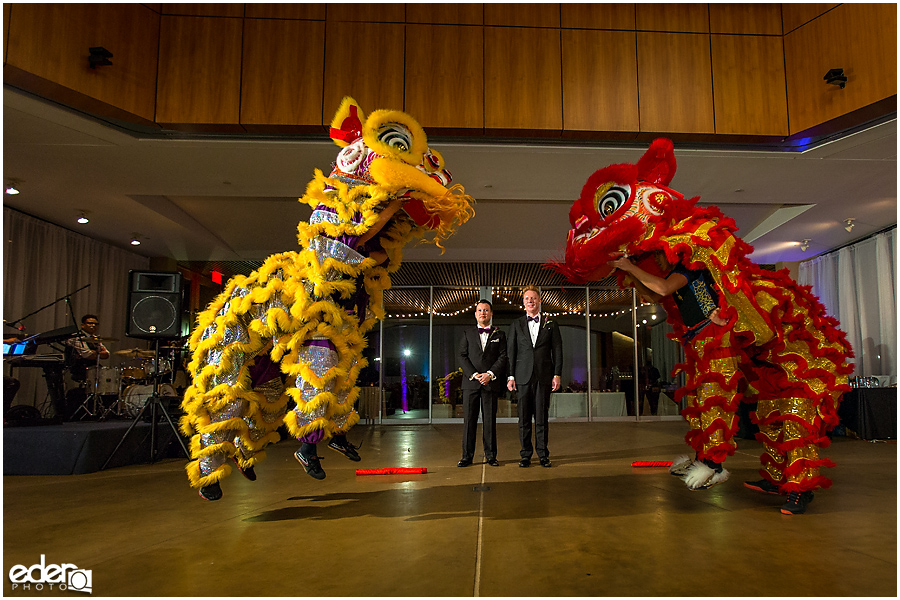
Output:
(527, 313), (540, 346)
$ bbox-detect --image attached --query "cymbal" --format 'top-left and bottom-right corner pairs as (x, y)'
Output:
(88, 336), (119, 342)
(115, 348), (154, 357)
(160, 345), (187, 351)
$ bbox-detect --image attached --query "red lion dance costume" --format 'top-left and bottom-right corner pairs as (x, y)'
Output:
(549, 139), (853, 514)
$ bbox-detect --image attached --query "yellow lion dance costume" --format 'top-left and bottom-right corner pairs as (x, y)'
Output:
(181, 97), (474, 500)
(549, 139), (853, 515)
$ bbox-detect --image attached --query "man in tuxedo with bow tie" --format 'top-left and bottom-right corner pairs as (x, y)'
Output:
(457, 299), (508, 467)
(507, 287), (563, 467)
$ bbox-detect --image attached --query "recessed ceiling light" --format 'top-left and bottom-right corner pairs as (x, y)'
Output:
(77, 213), (89, 224)
(5, 184), (20, 195)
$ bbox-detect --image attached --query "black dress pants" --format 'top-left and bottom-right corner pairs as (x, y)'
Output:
(517, 379), (551, 460)
(462, 386), (498, 461)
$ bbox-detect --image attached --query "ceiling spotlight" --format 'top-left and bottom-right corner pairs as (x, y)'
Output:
(130, 234), (141, 246)
(844, 218), (855, 233)
(800, 239), (810, 252)
(76, 212), (89, 224)
(5, 184), (20, 195)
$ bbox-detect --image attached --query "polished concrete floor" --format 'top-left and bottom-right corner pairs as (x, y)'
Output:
(3, 421), (896, 596)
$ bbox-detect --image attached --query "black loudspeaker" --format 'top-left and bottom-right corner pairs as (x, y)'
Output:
(126, 271), (183, 339)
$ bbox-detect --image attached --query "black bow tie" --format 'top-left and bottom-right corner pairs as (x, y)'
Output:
(478, 327), (491, 334)
(527, 316), (540, 323)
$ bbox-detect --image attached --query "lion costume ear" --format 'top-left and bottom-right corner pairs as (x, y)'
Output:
(636, 138), (676, 187)
(330, 97), (365, 147)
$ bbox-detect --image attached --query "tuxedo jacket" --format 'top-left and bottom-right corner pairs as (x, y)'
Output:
(507, 315), (563, 386)
(458, 325), (508, 394)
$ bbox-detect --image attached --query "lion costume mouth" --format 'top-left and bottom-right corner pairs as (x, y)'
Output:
(549, 215), (645, 284)
(367, 157), (474, 234)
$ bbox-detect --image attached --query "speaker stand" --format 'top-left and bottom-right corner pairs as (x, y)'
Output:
(101, 339), (189, 469)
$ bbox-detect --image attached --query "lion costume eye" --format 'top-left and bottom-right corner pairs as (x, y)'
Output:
(596, 185), (631, 218)
(377, 125), (412, 152)
(363, 109), (428, 165)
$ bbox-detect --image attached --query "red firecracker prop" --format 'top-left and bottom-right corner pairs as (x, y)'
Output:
(356, 467), (428, 475)
(631, 461), (673, 468)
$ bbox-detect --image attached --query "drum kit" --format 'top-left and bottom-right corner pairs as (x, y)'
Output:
(71, 339), (186, 420)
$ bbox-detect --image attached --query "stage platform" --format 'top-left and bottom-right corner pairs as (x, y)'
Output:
(3, 419), (187, 476)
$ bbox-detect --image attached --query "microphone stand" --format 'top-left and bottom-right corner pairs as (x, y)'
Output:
(7, 283), (90, 330)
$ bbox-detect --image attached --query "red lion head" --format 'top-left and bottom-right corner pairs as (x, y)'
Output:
(548, 138), (684, 283)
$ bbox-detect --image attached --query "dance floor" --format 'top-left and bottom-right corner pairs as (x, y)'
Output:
(3, 421), (896, 596)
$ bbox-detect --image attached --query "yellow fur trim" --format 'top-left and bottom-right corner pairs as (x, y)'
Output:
(283, 411), (331, 439)
(189, 434), (237, 460)
(238, 431), (280, 455)
(185, 459), (232, 489)
(236, 450), (267, 469)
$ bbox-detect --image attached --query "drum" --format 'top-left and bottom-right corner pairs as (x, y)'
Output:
(120, 365), (147, 380)
(121, 383), (177, 418)
(86, 366), (120, 396)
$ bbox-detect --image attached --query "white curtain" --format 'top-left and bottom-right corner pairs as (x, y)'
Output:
(3, 207), (151, 410)
(798, 228), (897, 379)
(650, 319), (683, 386)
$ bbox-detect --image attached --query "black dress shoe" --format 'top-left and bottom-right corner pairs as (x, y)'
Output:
(487, 458), (500, 467)
(540, 457), (552, 468)
(518, 458), (530, 468)
(458, 458), (472, 467)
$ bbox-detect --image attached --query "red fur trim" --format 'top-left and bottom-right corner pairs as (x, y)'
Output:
(783, 457), (836, 477)
(695, 445), (735, 464)
(684, 416), (739, 458)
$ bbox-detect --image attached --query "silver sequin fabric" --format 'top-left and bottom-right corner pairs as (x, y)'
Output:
(309, 236), (365, 266)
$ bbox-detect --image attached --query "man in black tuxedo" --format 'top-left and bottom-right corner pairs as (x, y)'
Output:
(507, 286), (563, 467)
(457, 299), (507, 467)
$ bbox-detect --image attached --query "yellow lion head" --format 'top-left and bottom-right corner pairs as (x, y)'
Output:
(322, 97), (474, 249)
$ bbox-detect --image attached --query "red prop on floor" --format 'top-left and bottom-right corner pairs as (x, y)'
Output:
(356, 467), (428, 475)
(631, 461), (673, 467)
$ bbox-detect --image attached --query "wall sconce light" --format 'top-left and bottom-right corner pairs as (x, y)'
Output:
(5, 182), (20, 195)
(824, 68), (847, 89)
(88, 46), (113, 69)
(844, 218), (855, 233)
(76, 212), (89, 224)
(800, 239), (810, 252)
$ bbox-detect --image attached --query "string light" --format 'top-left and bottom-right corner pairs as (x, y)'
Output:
(386, 286), (643, 319)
